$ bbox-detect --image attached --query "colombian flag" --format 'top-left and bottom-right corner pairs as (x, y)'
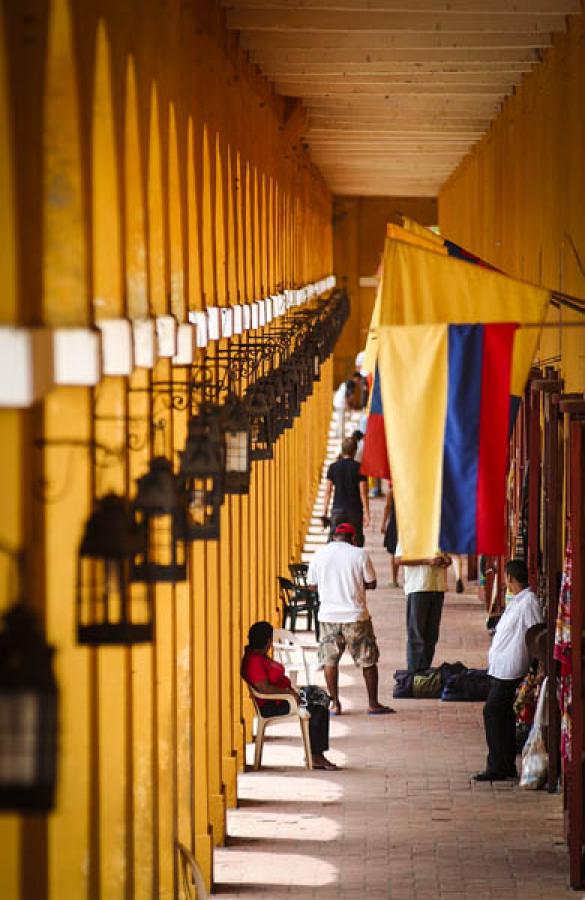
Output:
(359, 367), (390, 481)
(378, 323), (519, 559)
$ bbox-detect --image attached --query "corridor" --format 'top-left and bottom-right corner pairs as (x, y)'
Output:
(215, 498), (574, 900)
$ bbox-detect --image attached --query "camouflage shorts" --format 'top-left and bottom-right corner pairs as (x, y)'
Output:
(318, 618), (380, 668)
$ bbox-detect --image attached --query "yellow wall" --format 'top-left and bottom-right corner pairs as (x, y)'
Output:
(332, 195), (437, 384)
(439, 15), (585, 393)
(0, 0), (332, 896)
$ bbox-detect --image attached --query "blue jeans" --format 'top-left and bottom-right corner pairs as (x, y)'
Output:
(406, 591), (444, 672)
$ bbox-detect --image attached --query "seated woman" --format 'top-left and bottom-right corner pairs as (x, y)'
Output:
(241, 620), (338, 770)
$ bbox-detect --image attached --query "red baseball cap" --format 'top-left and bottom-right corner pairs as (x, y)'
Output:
(334, 522), (356, 537)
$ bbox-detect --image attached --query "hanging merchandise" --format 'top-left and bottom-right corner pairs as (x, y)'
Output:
(554, 538), (573, 765)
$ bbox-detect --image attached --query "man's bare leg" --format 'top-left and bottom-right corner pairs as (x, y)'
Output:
(324, 664), (341, 714)
(363, 664), (395, 714)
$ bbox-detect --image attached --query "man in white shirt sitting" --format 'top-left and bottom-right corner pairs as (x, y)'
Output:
(473, 558), (543, 782)
(307, 522), (394, 716)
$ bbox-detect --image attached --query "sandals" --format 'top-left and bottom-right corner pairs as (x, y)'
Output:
(368, 705), (396, 715)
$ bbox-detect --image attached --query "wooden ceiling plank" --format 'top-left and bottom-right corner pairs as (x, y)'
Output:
(273, 72), (523, 85)
(248, 47), (540, 62)
(261, 62), (534, 75)
(273, 80), (516, 95)
(228, 9), (566, 33)
(223, 0), (579, 13)
(239, 31), (553, 49)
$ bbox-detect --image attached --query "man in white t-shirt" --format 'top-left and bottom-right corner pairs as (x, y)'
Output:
(473, 558), (543, 782)
(395, 541), (451, 673)
(307, 522), (394, 716)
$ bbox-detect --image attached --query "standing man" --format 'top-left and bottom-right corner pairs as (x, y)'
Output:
(473, 558), (542, 782)
(307, 522), (394, 716)
(395, 543), (451, 672)
(323, 436), (370, 547)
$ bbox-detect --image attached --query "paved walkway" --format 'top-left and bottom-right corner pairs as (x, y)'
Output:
(214, 428), (576, 899)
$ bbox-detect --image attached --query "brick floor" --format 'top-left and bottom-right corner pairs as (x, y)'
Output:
(214, 433), (576, 899)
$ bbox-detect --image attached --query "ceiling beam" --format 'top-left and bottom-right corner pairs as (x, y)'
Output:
(239, 31), (553, 49)
(274, 80), (516, 95)
(248, 47), (540, 62)
(223, 0), (579, 12)
(228, 9), (565, 32)
(307, 116), (493, 128)
(259, 61), (534, 75)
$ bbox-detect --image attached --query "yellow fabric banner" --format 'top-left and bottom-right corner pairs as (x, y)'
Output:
(380, 239), (550, 395)
(378, 324), (448, 559)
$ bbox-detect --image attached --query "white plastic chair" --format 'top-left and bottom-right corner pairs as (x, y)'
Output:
(272, 627), (311, 685)
(176, 842), (208, 899)
(248, 685), (312, 771)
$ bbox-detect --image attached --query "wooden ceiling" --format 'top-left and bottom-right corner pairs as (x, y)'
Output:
(222, 0), (579, 196)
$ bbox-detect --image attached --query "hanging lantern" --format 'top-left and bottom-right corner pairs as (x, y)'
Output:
(246, 383), (274, 461)
(77, 493), (152, 645)
(306, 337), (321, 382)
(281, 362), (302, 419)
(0, 603), (58, 813)
(267, 370), (288, 438)
(179, 406), (223, 540)
(220, 396), (251, 495)
(131, 457), (187, 583)
(294, 349), (313, 400)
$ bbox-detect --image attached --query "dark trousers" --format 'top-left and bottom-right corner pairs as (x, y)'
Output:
(406, 591), (444, 672)
(330, 509), (364, 547)
(260, 701), (329, 755)
(483, 676), (522, 776)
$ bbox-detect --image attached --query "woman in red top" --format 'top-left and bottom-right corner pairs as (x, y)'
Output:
(242, 621), (337, 770)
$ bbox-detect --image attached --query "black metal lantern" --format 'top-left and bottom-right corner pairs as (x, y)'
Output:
(131, 457), (187, 583)
(77, 493), (152, 645)
(306, 338), (321, 382)
(0, 603), (58, 813)
(246, 383), (274, 461)
(294, 350), (313, 400)
(281, 362), (302, 419)
(267, 370), (289, 437)
(179, 407), (223, 540)
(220, 396), (251, 495)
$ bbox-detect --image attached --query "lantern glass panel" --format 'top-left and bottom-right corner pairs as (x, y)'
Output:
(184, 475), (220, 534)
(225, 431), (248, 472)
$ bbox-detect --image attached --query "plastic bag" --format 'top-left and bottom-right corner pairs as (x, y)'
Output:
(519, 676), (548, 790)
